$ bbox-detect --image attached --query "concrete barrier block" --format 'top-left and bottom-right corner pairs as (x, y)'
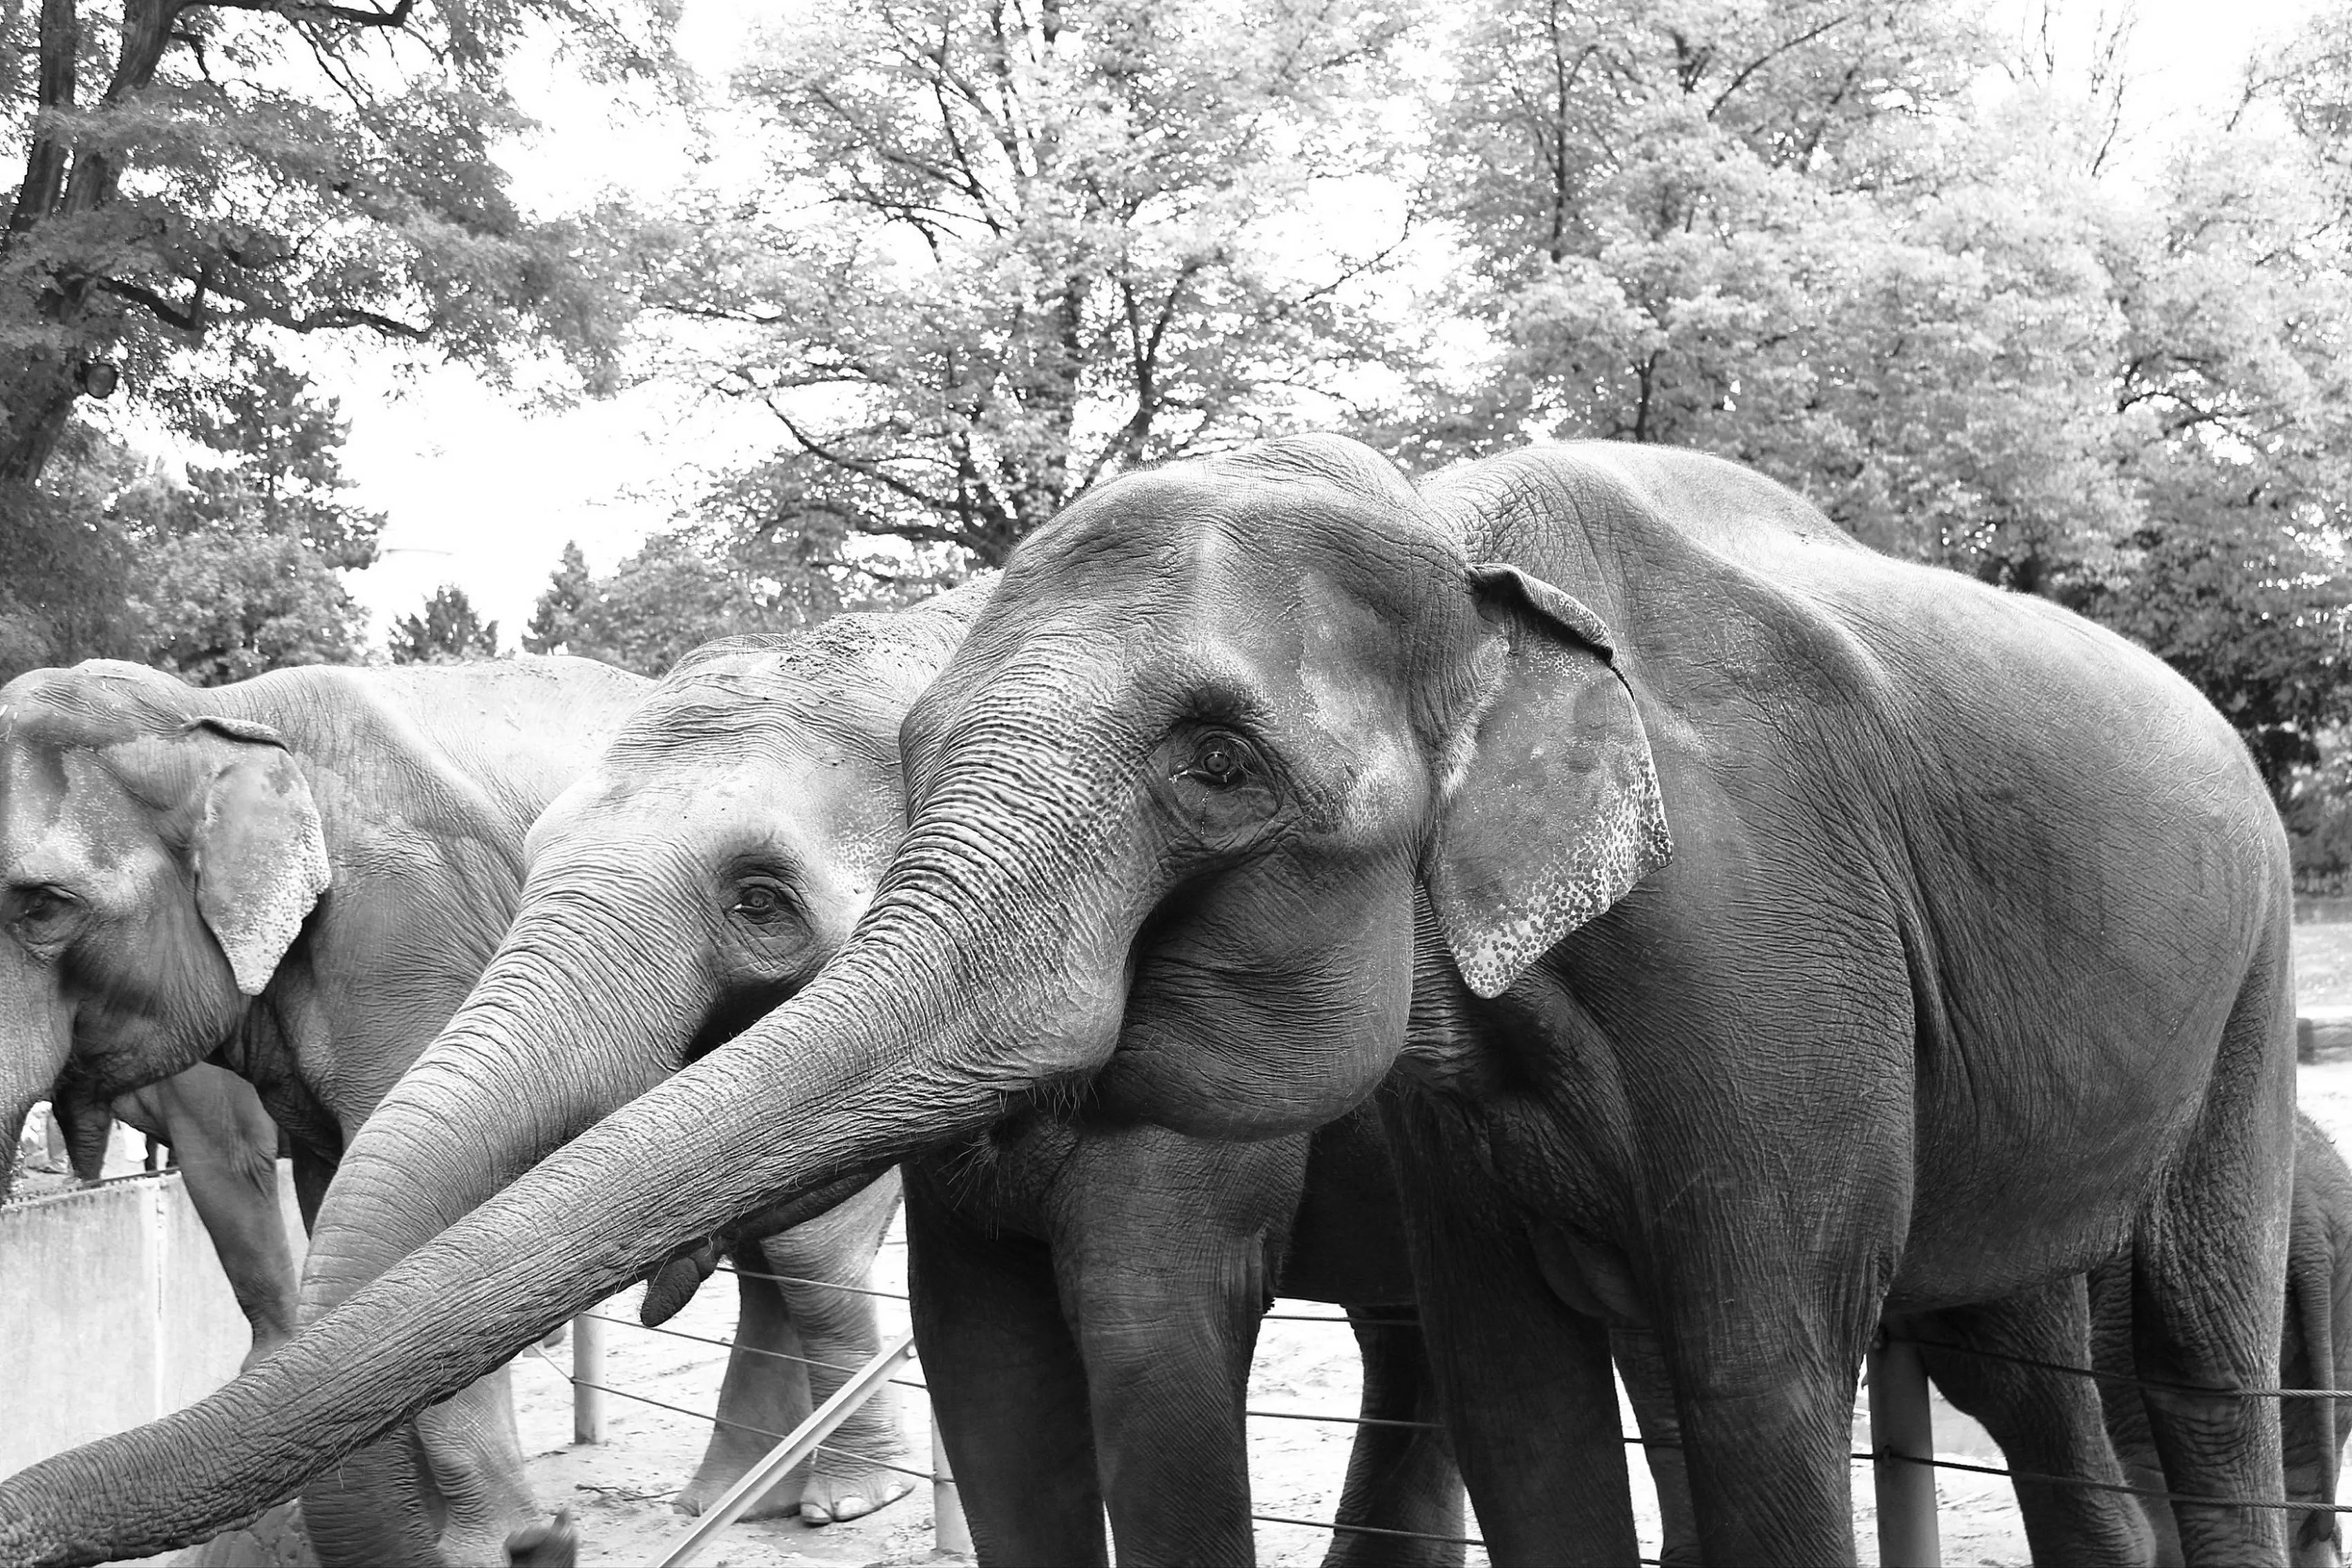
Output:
(1, 1166), (307, 1477)
(0, 1182), (163, 1477)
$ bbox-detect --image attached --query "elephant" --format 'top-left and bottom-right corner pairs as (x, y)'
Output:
(0, 655), (907, 1563)
(281, 584), (1464, 1566)
(0, 435), (2299, 1568)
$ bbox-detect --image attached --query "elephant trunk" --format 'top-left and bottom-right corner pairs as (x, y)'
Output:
(297, 899), (704, 1317)
(292, 893), (710, 1565)
(0, 848), (1112, 1567)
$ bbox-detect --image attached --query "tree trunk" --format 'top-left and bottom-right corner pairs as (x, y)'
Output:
(0, 0), (184, 486)
(0, 355), (82, 484)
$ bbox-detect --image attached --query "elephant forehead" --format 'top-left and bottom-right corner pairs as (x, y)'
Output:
(536, 750), (897, 870)
(1285, 572), (1421, 819)
(0, 746), (138, 877)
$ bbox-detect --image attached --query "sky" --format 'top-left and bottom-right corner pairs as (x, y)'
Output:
(323, 0), (2328, 648)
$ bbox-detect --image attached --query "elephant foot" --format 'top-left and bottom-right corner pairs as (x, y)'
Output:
(798, 1450), (916, 1527)
(504, 1507), (577, 1568)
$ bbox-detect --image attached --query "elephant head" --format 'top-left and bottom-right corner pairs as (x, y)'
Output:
(0, 662), (328, 1201)
(290, 597), (982, 1563)
(0, 436), (1671, 1564)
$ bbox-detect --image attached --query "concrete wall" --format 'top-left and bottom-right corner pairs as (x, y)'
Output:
(0, 1166), (304, 1477)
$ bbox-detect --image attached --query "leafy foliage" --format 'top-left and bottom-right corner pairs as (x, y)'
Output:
(0, 0), (673, 483)
(0, 360), (377, 684)
(620, 0), (1421, 567)
(1411, 0), (2352, 805)
(521, 540), (592, 654)
(518, 505), (949, 677)
(391, 584), (498, 664)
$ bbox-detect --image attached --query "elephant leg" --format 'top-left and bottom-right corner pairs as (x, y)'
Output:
(413, 1369), (536, 1568)
(2282, 1169), (2345, 1568)
(1323, 1305), (1464, 1568)
(2091, 1258), (2183, 1566)
(139, 1072), (301, 1368)
(1612, 1326), (1699, 1568)
(290, 1142), (333, 1230)
(1384, 1111), (1636, 1567)
(1652, 1260), (1878, 1565)
(906, 1169), (1108, 1567)
(1903, 1278), (2154, 1567)
(675, 1254), (815, 1521)
(758, 1175), (914, 1524)
(1062, 1242), (1261, 1568)
(2129, 989), (2292, 1567)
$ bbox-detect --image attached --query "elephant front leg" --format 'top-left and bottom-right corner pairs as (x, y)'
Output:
(675, 1256), (816, 1521)
(759, 1175), (915, 1525)
(1385, 1121), (1638, 1566)
(415, 1368), (539, 1568)
(1654, 1263), (1885, 1567)
(906, 1171), (1109, 1567)
(1612, 1327), (1699, 1568)
(1064, 1247), (1265, 1568)
(135, 1072), (301, 1368)
(1324, 1305), (1465, 1568)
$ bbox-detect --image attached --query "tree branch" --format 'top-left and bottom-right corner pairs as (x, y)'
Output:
(205, 0), (415, 31)
(100, 273), (205, 330)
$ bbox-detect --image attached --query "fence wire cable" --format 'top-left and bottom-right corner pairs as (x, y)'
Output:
(1247, 1513), (1493, 1549)
(1247, 1408), (1441, 1432)
(1876, 1450), (2352, 1513)
(1889, 1334), (2345, 1400)
(713, 1264), (908, 1301)
(585, 1314), (870, 1379)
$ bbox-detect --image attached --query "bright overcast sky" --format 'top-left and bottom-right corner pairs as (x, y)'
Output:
(320, 0), (2325, 648)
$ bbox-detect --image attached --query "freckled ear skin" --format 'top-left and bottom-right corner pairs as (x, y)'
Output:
(185, 717), (331, 997)
(1426, 563), (1673, 999)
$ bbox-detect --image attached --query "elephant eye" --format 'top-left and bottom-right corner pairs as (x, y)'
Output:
(9, 886), (79, 941)
(1184, 731), (1257, 789)
(729, 882), (791, 924)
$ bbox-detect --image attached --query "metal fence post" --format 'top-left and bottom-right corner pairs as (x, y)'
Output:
(572, 1312), (606, 1446)
(932, 1410), (972, 1555)
(1869, 1336), (1941, 1568)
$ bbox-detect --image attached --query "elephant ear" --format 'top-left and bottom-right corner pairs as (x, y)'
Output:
(1426, 563), (1672, 999)
(185, 717), (330, 997)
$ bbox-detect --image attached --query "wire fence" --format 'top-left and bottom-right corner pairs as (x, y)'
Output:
(527, 1263), (2347, 1568)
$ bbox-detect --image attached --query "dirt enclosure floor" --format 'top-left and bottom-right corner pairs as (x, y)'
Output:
(146, 923), (2352, 1568)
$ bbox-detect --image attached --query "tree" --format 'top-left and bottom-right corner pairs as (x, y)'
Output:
(1415, 0), (2352, 801)
(391, 585), (498, 664)
(521, 541), (592, 654)
(0, 422), (152, 678)
(115, 355), (382, 684)
(127, 525), (371, 684)
(513, 496), (949, 676)
(1405, 0), (2131, 572)
(624, 0), (1423, 569)
(3, 355), (381, 686)
(0, 0), (673, 485)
